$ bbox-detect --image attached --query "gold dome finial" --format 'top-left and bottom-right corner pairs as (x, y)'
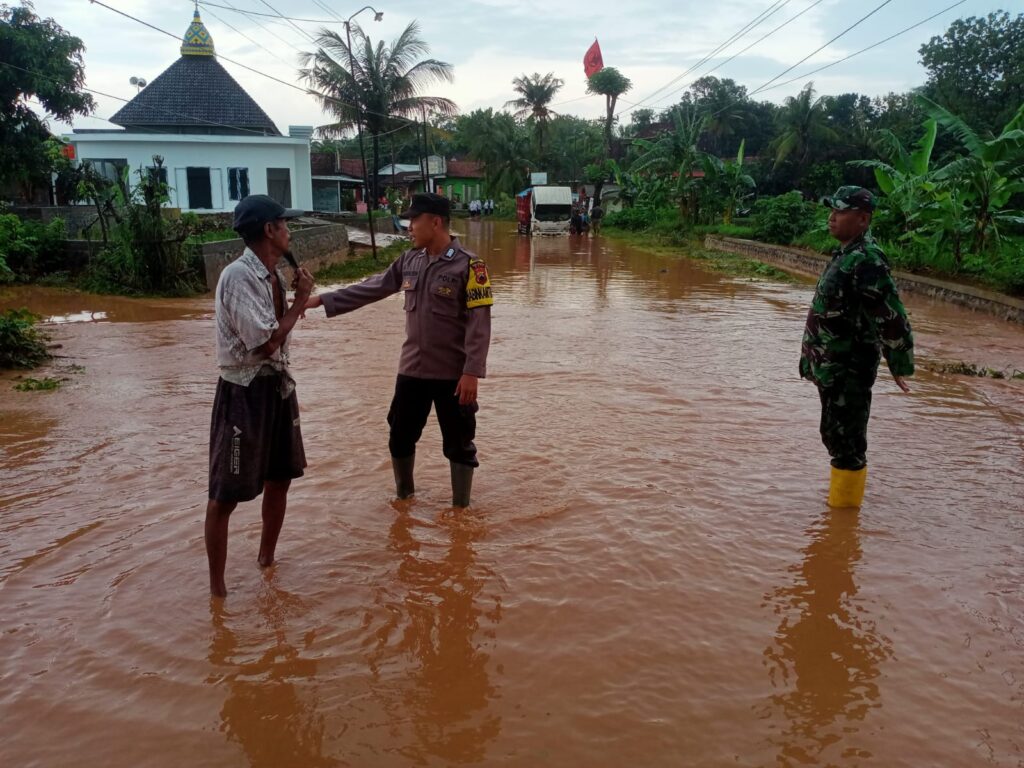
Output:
(181, 5), (215, 57)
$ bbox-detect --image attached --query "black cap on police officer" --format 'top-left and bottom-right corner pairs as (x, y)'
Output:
(400, 192), (451, 220)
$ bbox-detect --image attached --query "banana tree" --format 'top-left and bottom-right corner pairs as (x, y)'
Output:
(700, 139), (755, 224)
(851, 118), (937, 235)
(918, 95), (1024, 255)
(631, 109), (708, 221)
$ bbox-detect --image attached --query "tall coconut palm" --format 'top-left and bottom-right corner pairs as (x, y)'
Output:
(465, 109), (531, 196)
(300, 21), (457, 202)
(586, 67), (632, 160)
(505, 72), (564, 155)
(771, 82), (838, 179)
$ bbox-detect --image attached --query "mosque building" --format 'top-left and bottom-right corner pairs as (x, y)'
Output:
(64, 7), (313, 213)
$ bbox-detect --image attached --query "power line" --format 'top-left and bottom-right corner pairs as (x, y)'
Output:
(195, 0), (338, 23)
(7, 58), (279, 136)
(253, 0), (317, 43)
(87, 0), (421, 130)
(646, 0), (828, 110)
(199, 5), (293, 66)
(692, 0), (967, 129)
(748, 0), (897, 97)
(622, 0), (795, 117)
(753, 0), (968, 95)
(204, 0), (310, 57)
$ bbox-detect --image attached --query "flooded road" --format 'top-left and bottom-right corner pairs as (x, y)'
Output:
(2, 220), (1023, 767)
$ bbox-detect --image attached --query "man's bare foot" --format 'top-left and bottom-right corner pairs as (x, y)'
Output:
(258, 554), (274, 568)
(210, 580), (227, 598)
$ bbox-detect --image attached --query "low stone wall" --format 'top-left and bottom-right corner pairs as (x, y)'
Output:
(200, 222), (350, 290)
(704, 235), (1024, 325)
(13, 205), (100, 237)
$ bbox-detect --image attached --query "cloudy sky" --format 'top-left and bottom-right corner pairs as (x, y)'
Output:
(27, 0), (1013, 136)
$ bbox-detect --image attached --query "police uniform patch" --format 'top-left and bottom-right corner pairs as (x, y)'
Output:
(442, 247), (457, 261)
(466, 257), (493, 308)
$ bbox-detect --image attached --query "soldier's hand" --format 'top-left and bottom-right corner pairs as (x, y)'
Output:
(893, 375), (911, 393)
(455, 374), (478, 405)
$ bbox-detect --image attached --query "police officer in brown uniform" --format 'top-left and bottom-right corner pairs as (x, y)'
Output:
(305, 193), (493, 507)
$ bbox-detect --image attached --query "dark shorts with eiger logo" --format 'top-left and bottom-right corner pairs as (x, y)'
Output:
(208, 373), (306, 503)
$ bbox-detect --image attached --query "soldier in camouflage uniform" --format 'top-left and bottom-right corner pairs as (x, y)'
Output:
(799, 186), (914, 508)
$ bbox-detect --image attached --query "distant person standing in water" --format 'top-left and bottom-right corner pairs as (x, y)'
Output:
(205, 195), (314, 598)
(800, 186), (914, 509)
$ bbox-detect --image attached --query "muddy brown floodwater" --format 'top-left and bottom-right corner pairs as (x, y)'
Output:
(1, 220), (1023, 767)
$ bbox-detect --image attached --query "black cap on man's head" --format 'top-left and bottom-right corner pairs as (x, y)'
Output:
(233, 194), (304, 233)
(820, 186), (876, 212)
(400, 192), (450, 219)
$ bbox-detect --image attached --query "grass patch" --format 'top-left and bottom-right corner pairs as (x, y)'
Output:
(603, 229), (796, 283)
(688, 248), (796, 282)
(14, 376), (63, 391)
(184, 228), (239, 245)
(315, 242), (408, 283)
(923, 360), (1024, 380)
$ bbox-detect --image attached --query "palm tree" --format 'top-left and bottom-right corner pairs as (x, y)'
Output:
(505, 72), (564, 155)
(466, 110), (531, 196)
(300, 21), (457, 202)
(771, 82), (838, 180)
(586, 67), (632, 160)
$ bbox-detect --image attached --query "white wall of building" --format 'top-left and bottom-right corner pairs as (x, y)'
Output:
(63, 132), (312, 213)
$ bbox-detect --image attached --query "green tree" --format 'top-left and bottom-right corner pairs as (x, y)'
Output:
(771, 82), (839, 183)
(700, 139), (755, 224)
(300, 20), (456, 202)
(0, 2), (95, 199)
(586, 67), (632, 159)
(917, 95), (1024, 258)
(505, 72), (564, 156)
(462, 109), (530, 197)
(852, 117), (938, 237)
(688, 76), (749, 156)
(919, 11), (1024, 134)
(631, 107), (707, 220)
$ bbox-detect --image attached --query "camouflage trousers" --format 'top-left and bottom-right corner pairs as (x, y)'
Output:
(817, 378), (874, 471)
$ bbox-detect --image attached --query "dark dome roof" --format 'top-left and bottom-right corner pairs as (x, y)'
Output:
(109, 55), (281, 136)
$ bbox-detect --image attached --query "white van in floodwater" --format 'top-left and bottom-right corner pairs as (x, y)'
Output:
(530, 186), (572, 235)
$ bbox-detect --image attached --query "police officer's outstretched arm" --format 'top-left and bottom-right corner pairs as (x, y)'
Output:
(304, 253), (405, 317)
(855, 255), (914, 392)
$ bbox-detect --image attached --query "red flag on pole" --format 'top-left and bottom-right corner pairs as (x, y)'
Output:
(584, 39), (604, 77)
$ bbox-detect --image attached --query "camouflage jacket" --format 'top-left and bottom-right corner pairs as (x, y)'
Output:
(799, 233), (914, 388)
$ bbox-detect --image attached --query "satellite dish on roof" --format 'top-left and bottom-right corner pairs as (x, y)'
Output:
(129, 76), (147, 92)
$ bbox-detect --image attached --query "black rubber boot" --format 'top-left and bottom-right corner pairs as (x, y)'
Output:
(392, 455), (415, 499)
(450, 462), (474, 508)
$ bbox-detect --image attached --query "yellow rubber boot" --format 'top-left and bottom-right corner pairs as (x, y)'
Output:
(828, 466), (867, 508)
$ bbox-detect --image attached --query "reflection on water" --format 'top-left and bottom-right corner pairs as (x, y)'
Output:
(208, 580), (337, 767)
(47, 310), (108, 323)
(761, 511), (893, 765)
(367, 508), (502, 764)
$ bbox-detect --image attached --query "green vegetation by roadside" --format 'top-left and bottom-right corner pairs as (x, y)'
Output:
(601, 226), (795, 283)
(0, 308), (50, 369)
(314, 242), (408, 283)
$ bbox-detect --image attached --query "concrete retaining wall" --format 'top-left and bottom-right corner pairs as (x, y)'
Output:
(704, 235), (1024, 325)
(201, 222), (350, 290)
